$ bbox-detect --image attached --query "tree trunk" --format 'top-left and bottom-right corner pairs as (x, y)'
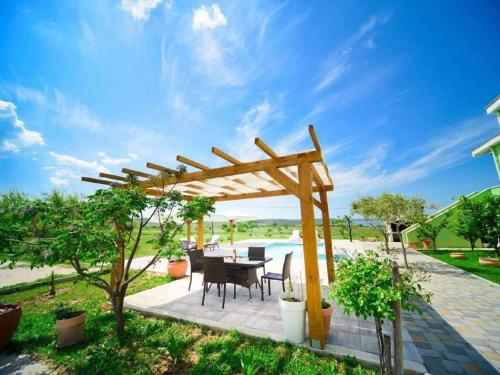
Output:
(375, 319), (385, 371)
(470, 238), (475, 251)
(397, 228), (408, 268)
(383, 234), (390, 252)
(112, 294), (125, 335)
(383, 334), (393, 375)
(432, 236), (437, 251)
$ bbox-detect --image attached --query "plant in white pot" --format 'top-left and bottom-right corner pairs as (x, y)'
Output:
(279, 276), (306, 344)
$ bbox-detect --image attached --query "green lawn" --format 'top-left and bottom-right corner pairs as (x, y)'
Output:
(418, 250), (500, 284)
(135, 223), (381, 257)
(3, 273), (375, 374)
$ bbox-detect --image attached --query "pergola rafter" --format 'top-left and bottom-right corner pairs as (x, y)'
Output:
(81, 124), (334, 349)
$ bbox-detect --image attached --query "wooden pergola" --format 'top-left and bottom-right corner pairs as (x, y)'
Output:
(82, 124), (335, 349)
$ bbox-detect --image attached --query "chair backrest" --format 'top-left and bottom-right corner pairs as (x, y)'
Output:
(289, 230), (300, 240)
(181, 240), (192, 251)
(248, 246), (265, 260)
(282, 252), (293, 279)
(211, 235), (221, 244)
(203, 257), (226, 283)
(188, 250), (204, 272)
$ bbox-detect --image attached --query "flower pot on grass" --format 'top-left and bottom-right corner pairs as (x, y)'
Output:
(322, 299), (333, 339)
(422, 239), (432, 250)
(167, 260), (188, 278)
(479, 257), (500, 267)
(450, 253), (466, 259)
(407, 241), (418, 249)
(165, 245), (188, 278)
(0, 303), (22, 350)
(55, 304), (86, 348)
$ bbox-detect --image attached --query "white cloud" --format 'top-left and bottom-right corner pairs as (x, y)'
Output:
(313, 12), (391, 94)
(97, 151), (140, 165)
(49, 176), (69, 187)
(0, 99), (45, 153)
(192, 4), (227, 31)
(230, 100), (282, 160)
(121, 0), (162, 21)
(49, 151), (110, 174)
(53, 90), (101, 131)
(330, 116), (495, 196)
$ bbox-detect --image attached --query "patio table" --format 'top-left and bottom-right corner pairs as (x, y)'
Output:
(203, 255), (273, 299)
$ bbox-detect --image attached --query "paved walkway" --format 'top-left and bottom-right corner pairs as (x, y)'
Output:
(0, 265), (75, 288)
(401, 249), (500, 375)
(0, 353), (51, 374)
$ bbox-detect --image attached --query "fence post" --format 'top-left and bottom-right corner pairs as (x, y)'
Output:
(392, 262), (403, 375)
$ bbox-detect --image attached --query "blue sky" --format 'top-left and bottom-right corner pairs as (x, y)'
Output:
(1, 0), (499, 219)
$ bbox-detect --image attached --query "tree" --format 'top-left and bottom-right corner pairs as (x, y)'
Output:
(450, 196), (483, 251)
(0, 181), (214, 335)
(480, 195), (500, 256)
(352, 193), (427, 266)
(245, 221), (258, 235)
(415, 214), (449, 251)
(329, 251), (430, 374)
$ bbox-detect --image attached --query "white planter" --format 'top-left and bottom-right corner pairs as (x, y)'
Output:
(279, 296), (306, 344)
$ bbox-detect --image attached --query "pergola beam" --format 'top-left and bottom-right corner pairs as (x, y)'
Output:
(308, 125), (333, 186)
(210, 185), (331, 202)
(146, 162), (181, 177)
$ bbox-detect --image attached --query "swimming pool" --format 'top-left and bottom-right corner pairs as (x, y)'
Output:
(240, 241), (350, 262)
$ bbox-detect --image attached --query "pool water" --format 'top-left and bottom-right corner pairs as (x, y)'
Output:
(240, 242), (350, 262)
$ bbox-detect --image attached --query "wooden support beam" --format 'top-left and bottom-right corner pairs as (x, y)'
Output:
(82, 177), (116, 186)
(308, 125), (334, 186)
(298, 160), (325, 349)
(210, 185), (332, 202)
(197, 217), (204, 250)
(211, 147), (281, 187)
(319, 189), (335, 284)
(229, 219), (234, 245)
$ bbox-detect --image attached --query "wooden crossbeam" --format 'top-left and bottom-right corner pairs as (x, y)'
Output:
(176, 154), (266, 193)
(122, 168), (154, 179)
(254, 138), (298, 179)
(146, 162), (181, 176)
(211, 147), (281, 188)
(99, 173), (128, 182)
(82, 177), (116, 186)
(308, 125), (333, 186)
(210, 185), (331, 202)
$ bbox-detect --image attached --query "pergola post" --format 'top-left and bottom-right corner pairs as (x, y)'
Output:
(298, 160), (325, 349)
(186, 221), (191, 242)
(197, 217), (204, 250)
(229, 219), (234, 245)
(319, 189), (335, 284)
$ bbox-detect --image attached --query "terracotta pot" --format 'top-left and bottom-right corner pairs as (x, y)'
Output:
(167, 260), (188, 278)
(479, 258), (500, 267)
(56, 311), (86, 348)
(408, 241), (418, 249)
(322, 304), (333, 339)
(0, 303), (22, 350)
(422, 239), (432, 250)
(450, 253), (466, 259)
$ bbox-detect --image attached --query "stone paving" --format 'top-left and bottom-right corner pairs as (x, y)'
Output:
(0, 264), (74, 288)
(399, 249), (500, 375)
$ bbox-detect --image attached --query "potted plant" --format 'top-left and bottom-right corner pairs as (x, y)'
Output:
(321, 299), (333, 339)
(0, 303), (22, 350)
(479, 257), (500, 267)
(165, 246), (188, 278)
(279, 276), (306, 344)
(55, 303), (86, 348)
(422, 238), (432, 250)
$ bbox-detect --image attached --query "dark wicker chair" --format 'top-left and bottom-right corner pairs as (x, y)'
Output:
(187, 250), (204, 291)
(202, 257), (228, 308)
(261, 251), (293, 300)
(181, 240), (197, 252)
(248, 246), (266, 288)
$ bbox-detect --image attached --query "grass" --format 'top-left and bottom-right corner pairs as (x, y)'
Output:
(3, 273), (375, 374)
(135, 223), (381, 257)
(418, 250), (500, 284)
